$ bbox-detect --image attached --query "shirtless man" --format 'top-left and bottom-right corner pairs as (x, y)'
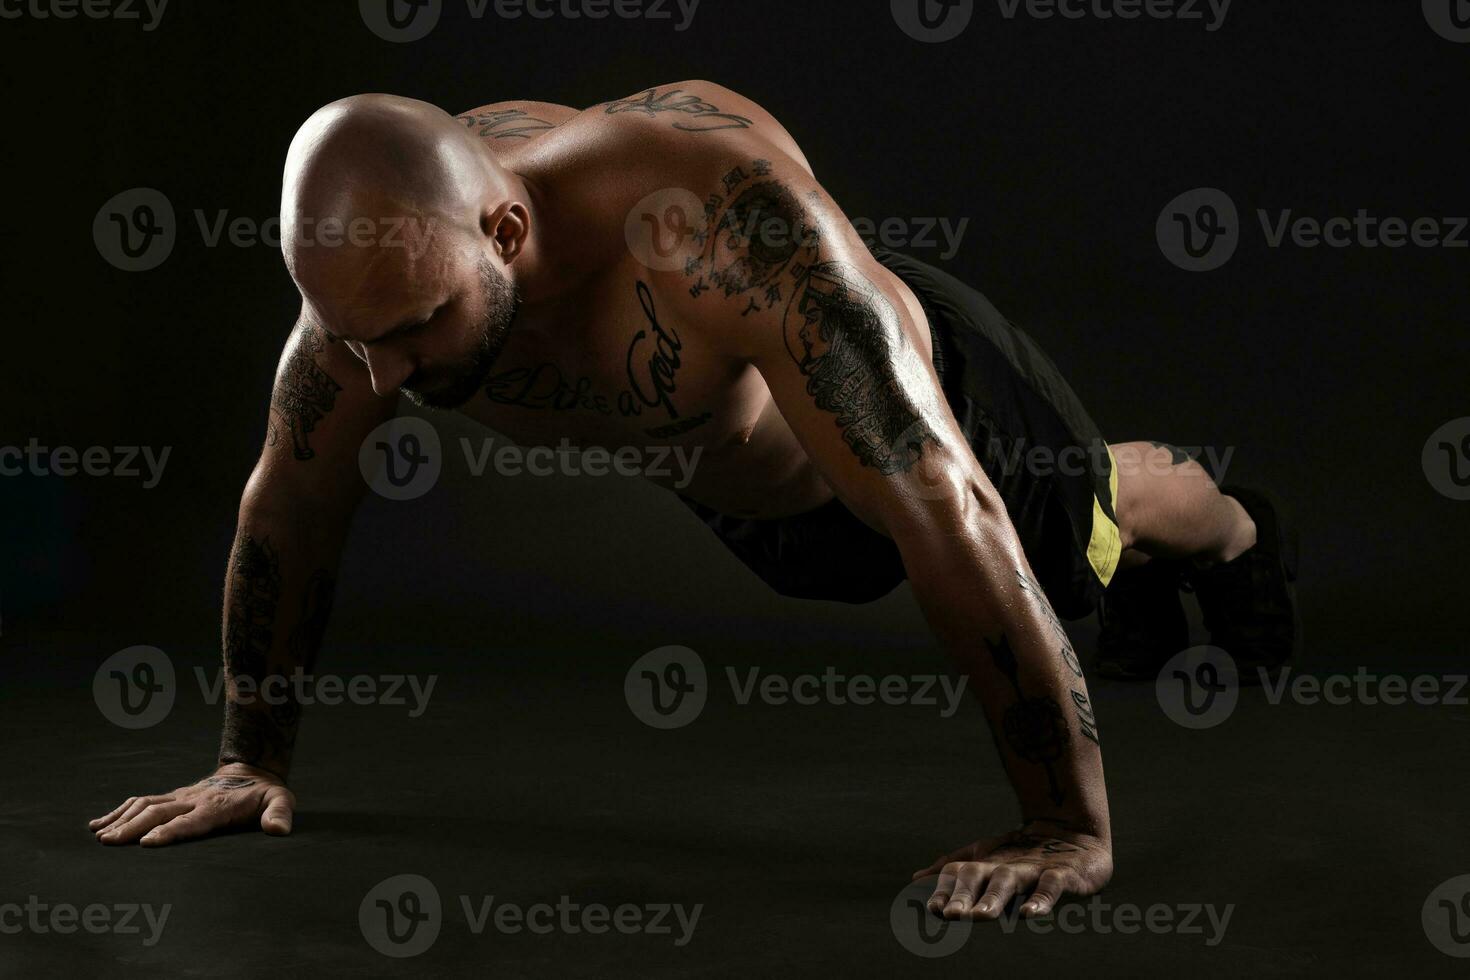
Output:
(87, 82), (1298, 921)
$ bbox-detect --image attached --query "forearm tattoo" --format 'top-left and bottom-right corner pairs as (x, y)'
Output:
(270, 324), (342, 460)
(682, 160), (937, 472)
(600, 87), (753, 132)
(986, 633), (1071, 806)
(457, 107), (557, 140)
(219, 532), (337, 777)
(1016, 569), (1100, 745)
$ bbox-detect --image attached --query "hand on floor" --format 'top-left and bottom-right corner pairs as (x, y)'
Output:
(913, 823), (1113, 919)
(88, 763), (295, 847)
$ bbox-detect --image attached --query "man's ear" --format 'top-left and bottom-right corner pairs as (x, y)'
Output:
(481, 200), (530, 261)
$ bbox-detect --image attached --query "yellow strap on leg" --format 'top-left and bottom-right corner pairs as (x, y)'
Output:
(1086, 446), (1122, 588)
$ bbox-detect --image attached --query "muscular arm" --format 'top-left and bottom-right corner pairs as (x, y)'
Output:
(92, 314), (394, 846)
(653, 144), (1111, 898)
(221, 316), (396, 778)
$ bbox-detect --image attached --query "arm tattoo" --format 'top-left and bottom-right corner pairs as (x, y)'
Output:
(270, 325), (342, 461)
(784, 261), (936, 474)
(601, 87), (753, 132)
(1015, 569), (1099, 744)
(457, 108), (557, 140)
(986, 634), (1071, 806)
(223, 534), (280, 683)
(199, 776), (257, 790)
(683, 159), (936, 472)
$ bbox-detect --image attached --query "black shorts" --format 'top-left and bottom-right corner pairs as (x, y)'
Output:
(677, 246), (1122, 620)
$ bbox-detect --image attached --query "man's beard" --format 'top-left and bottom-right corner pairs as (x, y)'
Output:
(401, 257), (520, 410)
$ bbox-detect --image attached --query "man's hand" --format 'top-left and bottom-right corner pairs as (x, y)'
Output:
(88, 763), (295, 847)
(913, 823), (1113, 920)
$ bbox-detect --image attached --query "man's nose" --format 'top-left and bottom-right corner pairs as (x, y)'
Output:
(362, 347), (414, 397)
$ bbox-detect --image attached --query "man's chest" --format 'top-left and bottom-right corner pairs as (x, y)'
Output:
(456, 271), (767, 451)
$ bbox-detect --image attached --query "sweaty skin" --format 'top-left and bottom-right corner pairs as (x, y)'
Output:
(90, 82), (1121, 920)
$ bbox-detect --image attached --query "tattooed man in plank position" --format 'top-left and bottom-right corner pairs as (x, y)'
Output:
(89, 83), (1298, 920)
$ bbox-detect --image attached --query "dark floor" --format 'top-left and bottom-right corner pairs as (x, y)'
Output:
(3, 612), (1468, 979)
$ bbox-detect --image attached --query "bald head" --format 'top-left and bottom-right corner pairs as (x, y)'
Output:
(281, 94), (528, 408)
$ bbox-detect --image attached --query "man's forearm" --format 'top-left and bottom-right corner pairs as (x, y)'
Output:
(218, 499), (347, 781)
(900, 497), (1111, 838)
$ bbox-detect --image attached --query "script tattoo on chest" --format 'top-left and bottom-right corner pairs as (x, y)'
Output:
(601, 87), (753, 132)
(270, 324), (342, 461)
(481, 282), (710, 437)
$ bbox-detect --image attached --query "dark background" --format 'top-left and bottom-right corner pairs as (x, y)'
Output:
(2, 1), (1467, 976)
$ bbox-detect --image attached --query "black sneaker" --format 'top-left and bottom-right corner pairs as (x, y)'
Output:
(1187, 485), (1300, 685)
(1095, 559), (1189, 680)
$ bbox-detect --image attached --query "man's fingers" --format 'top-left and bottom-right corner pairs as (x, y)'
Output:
(1020, 868), (1073, 917)
(926, 868), (958, 913)
(98, 801), (193, 845)
(973, 866), (1029, 920)
(95, 795), (170, 838)
(260, 786), (295, 836)
(89, 797), (138, 831)
(942, 863), (990, 919)
(140, 807), (219, 848)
